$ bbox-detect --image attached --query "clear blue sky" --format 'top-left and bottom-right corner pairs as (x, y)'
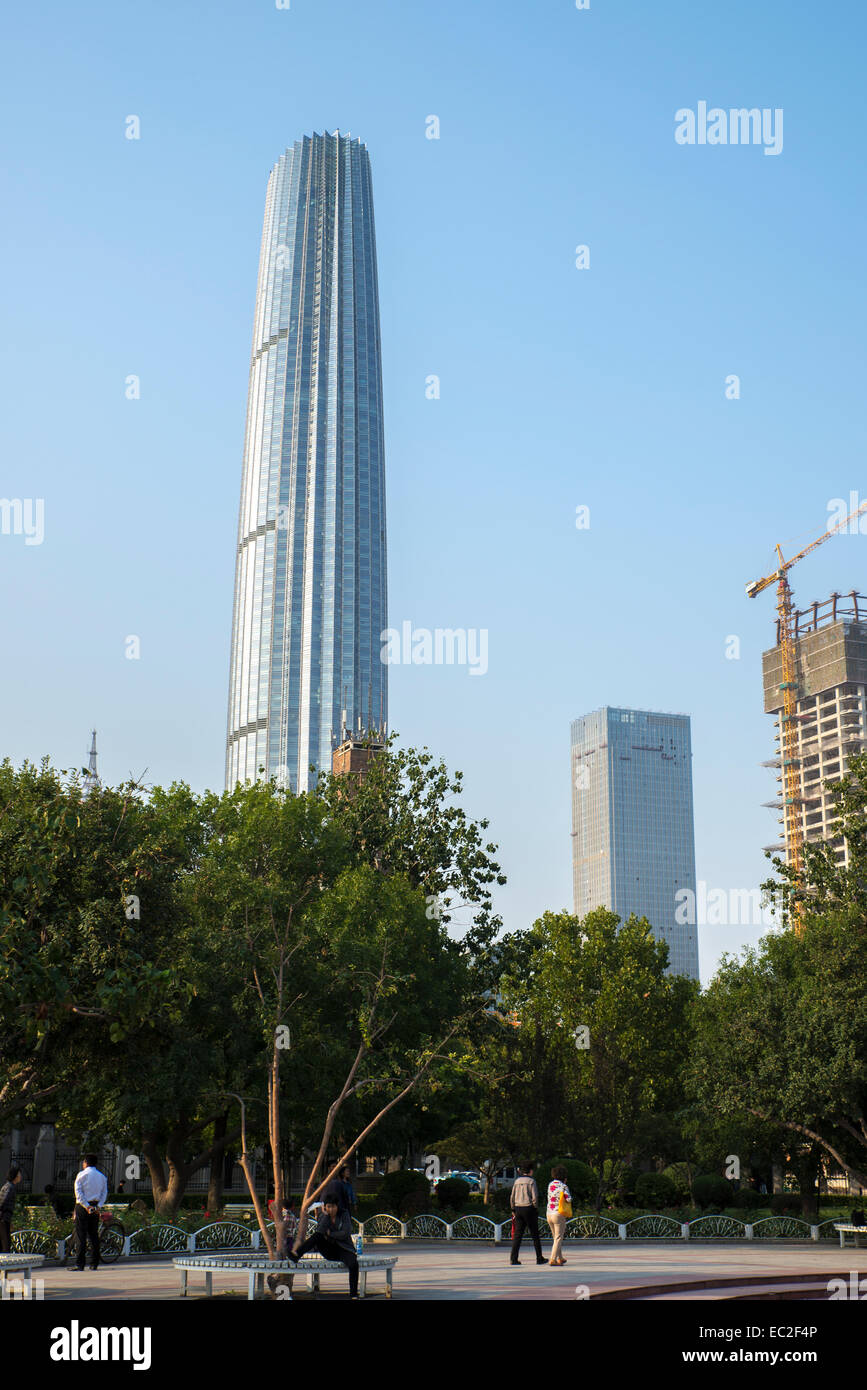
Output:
(2, 0), (865, 983)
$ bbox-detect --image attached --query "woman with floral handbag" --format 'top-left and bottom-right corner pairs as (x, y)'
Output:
(547, 1165), (572, 1266)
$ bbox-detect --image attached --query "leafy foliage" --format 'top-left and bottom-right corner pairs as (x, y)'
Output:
(435, 1176), (472, 1210)
(499, 907), (698, 1208)
(634, 1172), (678, 1209)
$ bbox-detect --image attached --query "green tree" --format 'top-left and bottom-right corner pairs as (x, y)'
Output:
(690, 754), (867, 1207)
(318, 736), (506, 951)
(50, 781), (255, 1219)
(193, 742), (503, 1254)
(504, 908), (698, 1210)
(3, 739), (506, 1233)
(434, 1115), (518, 1206)
(690, 914), (867, 1201)
(0, 761), (195, 1129)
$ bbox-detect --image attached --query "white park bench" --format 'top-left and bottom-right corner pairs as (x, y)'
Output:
(834, 1223), (867, 1249)
(0, 1254), (45, 1300)
(173, 1251), (396, 1300)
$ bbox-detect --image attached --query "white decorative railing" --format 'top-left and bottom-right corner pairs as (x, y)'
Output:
(452, 1215), (498, 1240)
(128, 1224), (189, 1255)
(567, 1214), (620, 1238)
(189, 1222), (253, 1252)
(10, 1211), (845, 1260)
(750, 1216), (814, 1239)
(684, 1215), (747, 1239)
(11, 1230), (56, 1257)
(623, 1214), (683, 1239)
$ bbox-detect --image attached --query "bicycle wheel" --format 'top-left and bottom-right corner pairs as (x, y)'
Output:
(99, 1224), (124, 1263)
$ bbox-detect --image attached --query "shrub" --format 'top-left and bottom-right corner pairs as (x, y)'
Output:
(734, 1187), (765, 1212)
(669, 1206), (696, 1224)
(602, 1159), (627, 1195)
(770, 1192), (802, 1216)
(634, 1172), (678, 1209)
(662, 1163), (694, 1203)
(435, 1177), (471, 1211)
(378, 1169), (430, 1217)
(535, 1160), (598, 1205)
(615, 1166), (643, 1204)
(692, 1175), (734, 1209)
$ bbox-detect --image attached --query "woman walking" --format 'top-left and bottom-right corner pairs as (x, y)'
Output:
(547, 1165), (572, 1266)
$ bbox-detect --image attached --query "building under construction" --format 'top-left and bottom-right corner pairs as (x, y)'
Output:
(761, 591), (867, 864)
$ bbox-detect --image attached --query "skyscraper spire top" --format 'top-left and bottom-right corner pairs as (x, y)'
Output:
(83, 729), (99, 797)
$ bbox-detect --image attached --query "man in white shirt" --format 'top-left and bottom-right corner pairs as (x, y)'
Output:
(72, 1153), (108, 1272)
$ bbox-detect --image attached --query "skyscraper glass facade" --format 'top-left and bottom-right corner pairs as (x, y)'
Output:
(571, 707), (700, 979)
(226, 133), (387, 791)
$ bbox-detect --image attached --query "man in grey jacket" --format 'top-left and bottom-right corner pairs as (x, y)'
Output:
(510, 1162), (546, 1265)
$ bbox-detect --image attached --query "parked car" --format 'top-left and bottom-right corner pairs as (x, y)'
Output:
(434, 1169), (482, 1194)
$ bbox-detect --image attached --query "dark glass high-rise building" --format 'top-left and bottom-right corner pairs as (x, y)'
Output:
(570, 706), (700, 979)
(226, 133), (388, 791)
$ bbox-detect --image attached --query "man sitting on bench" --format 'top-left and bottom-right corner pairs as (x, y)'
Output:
(287, 1197), (358, 1299)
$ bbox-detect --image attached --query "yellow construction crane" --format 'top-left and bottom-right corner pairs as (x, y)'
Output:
(746, 496), (867, 914)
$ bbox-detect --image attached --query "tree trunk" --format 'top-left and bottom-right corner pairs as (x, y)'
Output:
(141, 1135), (169, 1217)
(269, 1046), (285, 1262)
(143, 1121), (241, 1222)
(207, 1111), (229, 1212)
(796, 1147), (822, 1221)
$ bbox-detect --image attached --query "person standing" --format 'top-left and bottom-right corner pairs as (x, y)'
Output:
(0, 1167), (22, 1252)
(338, 1164), (356, 1216)
(288, 1197), (360, 1298)
(509, 1162), (546, 1266)
(72, 1153), (108, 1272)
(547, 1165), (572, 1265)
(322, 1164), (356, 1217)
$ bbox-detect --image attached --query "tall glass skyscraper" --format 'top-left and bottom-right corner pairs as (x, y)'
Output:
(570, 707), (700, 979)
(226, 133), (388, 791)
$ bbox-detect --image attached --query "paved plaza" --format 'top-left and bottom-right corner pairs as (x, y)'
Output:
(25, 1243), (867, 1301)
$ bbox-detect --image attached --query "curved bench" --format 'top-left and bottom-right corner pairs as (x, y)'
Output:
(0, 1253), (45, 1300)
(834, 1223), (867, 1249)
(173, 1252), (397, 1300)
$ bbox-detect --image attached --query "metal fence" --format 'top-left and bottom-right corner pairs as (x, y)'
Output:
(10, 1212), (849, 1262)
(51, 1147), (114, 1191)
(9, 1151), (35, 1193)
